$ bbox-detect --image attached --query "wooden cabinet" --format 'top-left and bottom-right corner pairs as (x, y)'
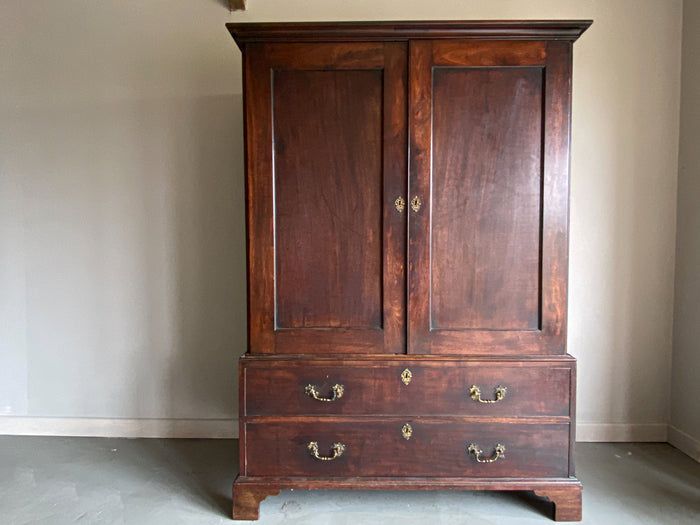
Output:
(227, 20), (590, 522)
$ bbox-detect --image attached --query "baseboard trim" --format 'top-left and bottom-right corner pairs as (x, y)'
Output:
(0, 419), (680, 445)
(668, 425), (700, 462)
(0, 417), (238, 439)
(576, 423), (668, 442)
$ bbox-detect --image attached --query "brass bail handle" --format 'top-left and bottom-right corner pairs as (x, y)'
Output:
(305, 384), (344, 402)
(468, 443), (506, 463)
(469, 385), (507, 404)
(308, 441), (347, 461)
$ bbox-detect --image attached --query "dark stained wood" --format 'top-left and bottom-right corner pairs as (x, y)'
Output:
(232, 478), (280, 520)
(433, 40), (546, 66)
(541, 41), (573, 348)
(245, 420), (569, 478)
(243, 43), (275, 353)
(568, 359), (578, 476)
(534, 485), (583, 521)
(241, 353), (576, 363)
(431, 66), (543, 330)
(407, 39), (433, 353)
(408, 39), (573, 355)
(235, 476), (583, 490)
(269, 330), (384, 354)
(232, 476), (582, 521)
(381, 42), (408, 354)
(258, 42), (385, 69)
(227, 21), (593, 49)
(274, 69), (383, 330)
(243, 42), (407, 354)
(238, 360), (246, 476)
(242, 357), (573, 417)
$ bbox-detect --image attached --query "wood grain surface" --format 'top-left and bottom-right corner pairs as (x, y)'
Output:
(430, 66), (543, 331)
(244, 420), (570, 478)
(242, 357), (572, 417)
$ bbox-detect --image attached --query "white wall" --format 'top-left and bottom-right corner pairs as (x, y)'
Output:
(1, 0), (246, 436)
(670, 0), (700, 461)
(0, 0), (683, 440)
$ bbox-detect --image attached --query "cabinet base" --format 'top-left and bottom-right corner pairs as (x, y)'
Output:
(232, 475), (582, 521)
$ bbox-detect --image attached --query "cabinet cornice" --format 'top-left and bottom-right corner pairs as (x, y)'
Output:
(227, 20), (592, 50)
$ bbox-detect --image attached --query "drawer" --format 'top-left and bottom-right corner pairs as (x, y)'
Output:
(243, 358), (572, 417)
(244, 420), (570, 478)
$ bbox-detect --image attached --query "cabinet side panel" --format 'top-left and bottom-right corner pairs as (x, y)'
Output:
(273, 70), (383, 330)
(540, 41), (572, 344)
(431, 67), (543, 330)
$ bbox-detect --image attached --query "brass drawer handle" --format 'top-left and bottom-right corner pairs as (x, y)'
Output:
(469, 385), (507, 403)
(308, 441), (346, 461)
(305, 383), (344, 402)
(468, 443), (506, 463)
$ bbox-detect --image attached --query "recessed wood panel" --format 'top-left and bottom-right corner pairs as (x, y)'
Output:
(273, 70), (383, 329)
(430, 67), (543, 330)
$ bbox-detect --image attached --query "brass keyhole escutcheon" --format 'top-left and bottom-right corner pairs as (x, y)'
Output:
(401, 423), (413, 440)
(410, 196), (422, 212)
(400, 368), (412, 386)
(394, 196), (406, 213)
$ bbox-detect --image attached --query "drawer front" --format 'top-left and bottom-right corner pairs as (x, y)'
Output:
(244, 420), (570, 478)
(243, 360), (572, 417)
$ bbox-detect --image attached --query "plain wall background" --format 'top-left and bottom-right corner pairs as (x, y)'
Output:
(0, 0), (686, 441)
(670, 0), (700, 460)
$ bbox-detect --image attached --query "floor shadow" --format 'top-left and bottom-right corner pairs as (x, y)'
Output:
(515, 490), (555, 519)
(115, 439), (238, 518)
(140, 438), (238, 519)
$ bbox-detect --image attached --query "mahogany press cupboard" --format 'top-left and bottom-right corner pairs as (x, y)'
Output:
(226, 21), (591, 522)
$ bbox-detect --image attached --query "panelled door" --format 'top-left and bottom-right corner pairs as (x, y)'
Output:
(408, 40), (572, 355)
(244, 42), (407, 354)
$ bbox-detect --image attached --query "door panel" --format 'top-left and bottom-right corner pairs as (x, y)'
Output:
(431, 67), (543, 330)
(244, 43), (407, 354)
(274, 70), (383, 330)
(409, 40), (571, 355)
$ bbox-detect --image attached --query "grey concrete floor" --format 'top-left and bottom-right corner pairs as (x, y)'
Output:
(0, 438), (698, 524)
